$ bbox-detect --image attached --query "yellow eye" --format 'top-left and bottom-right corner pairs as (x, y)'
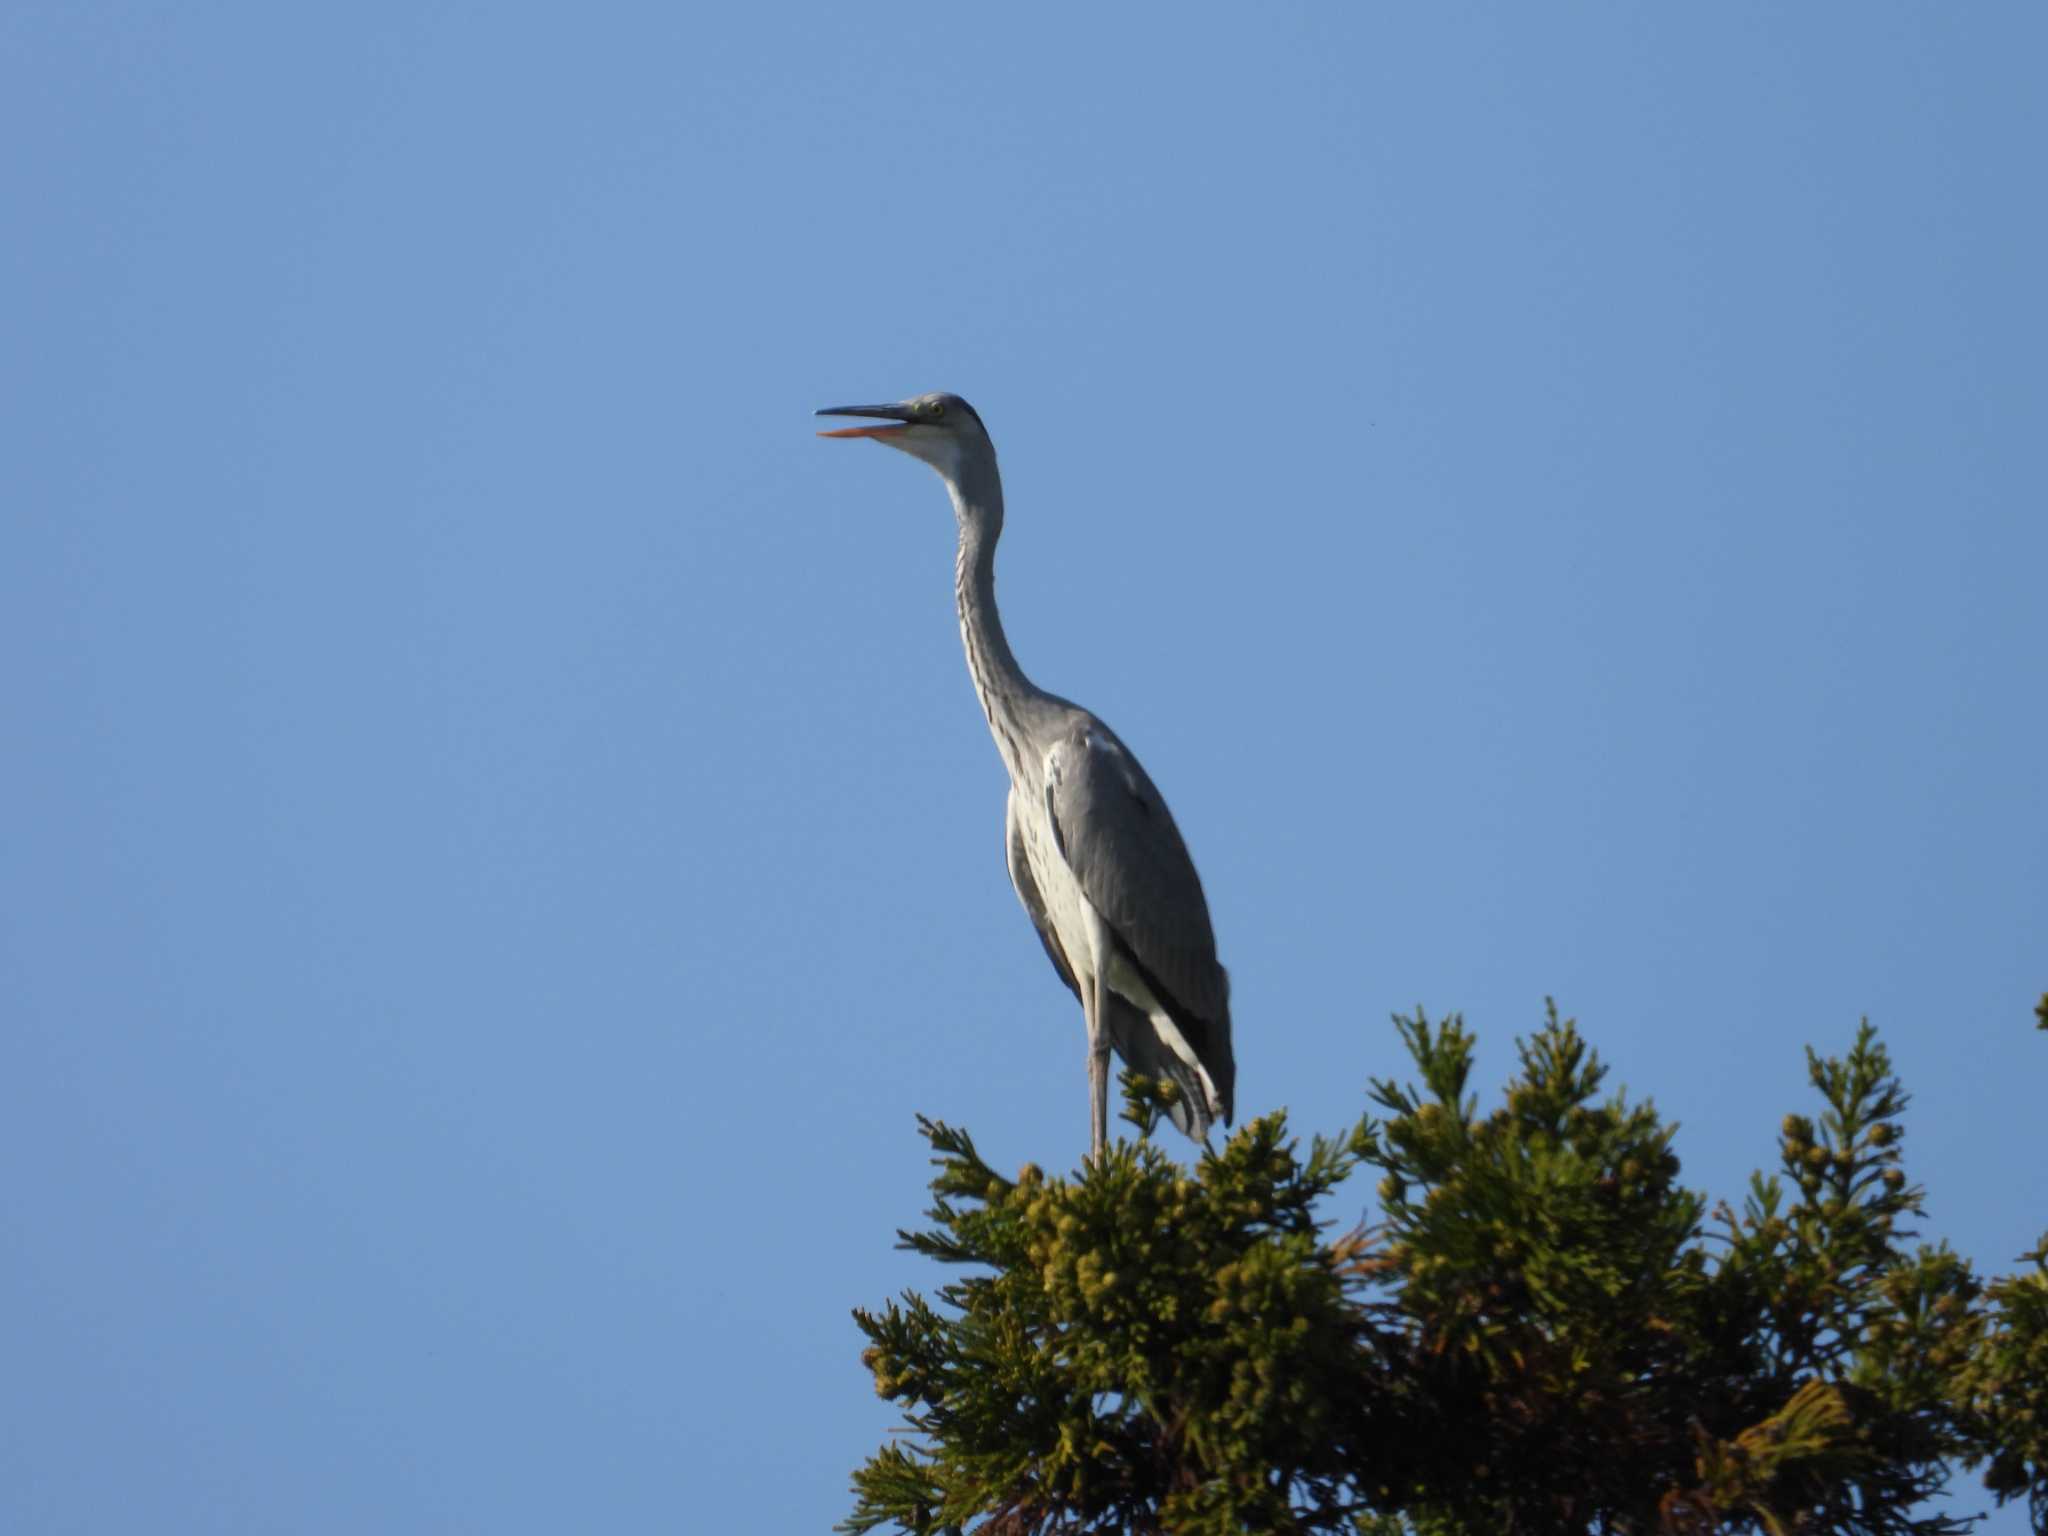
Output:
(929, 401), (945, 418)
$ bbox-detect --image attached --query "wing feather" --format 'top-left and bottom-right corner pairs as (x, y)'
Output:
(1043, 718), (1233, 1078)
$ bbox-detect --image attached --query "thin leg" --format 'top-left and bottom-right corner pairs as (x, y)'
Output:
(1087, 969), (1111, 1163)
(1086, 1039), (1104, 1163)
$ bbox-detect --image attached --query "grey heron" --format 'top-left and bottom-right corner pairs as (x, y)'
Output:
(817, 392), (1234, 1160)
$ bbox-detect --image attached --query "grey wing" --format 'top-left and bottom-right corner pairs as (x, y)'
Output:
(1005, 785), (1080, 1002)
(1042, 718), (1232, 1033)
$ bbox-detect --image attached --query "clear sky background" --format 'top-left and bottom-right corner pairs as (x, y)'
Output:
(5, 5), (2043, 1532)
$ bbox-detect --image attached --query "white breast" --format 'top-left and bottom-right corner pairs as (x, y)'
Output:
(1014, 777), (1101, 996)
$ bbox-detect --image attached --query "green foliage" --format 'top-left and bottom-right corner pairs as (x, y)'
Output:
(847, 1104), (1383, 1534)
(1951, 1235), (2048, 1529)
(843, 1009), (2045, 1535)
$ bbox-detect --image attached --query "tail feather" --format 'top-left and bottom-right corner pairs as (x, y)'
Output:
(1105, 995), (1221, 1143)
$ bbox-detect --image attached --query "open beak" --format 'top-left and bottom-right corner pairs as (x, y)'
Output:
(816, 403), (915, 439)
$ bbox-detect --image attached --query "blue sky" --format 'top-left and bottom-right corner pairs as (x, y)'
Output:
(4, 4), (2043, 1531)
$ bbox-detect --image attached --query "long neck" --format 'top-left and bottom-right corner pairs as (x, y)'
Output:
(948, 458), (1049, 780)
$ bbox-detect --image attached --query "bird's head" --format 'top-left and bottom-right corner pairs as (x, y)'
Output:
(816, 392), (991, 483)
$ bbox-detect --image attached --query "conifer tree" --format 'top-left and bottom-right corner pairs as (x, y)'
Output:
(844, 1007), (2046, 1535)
